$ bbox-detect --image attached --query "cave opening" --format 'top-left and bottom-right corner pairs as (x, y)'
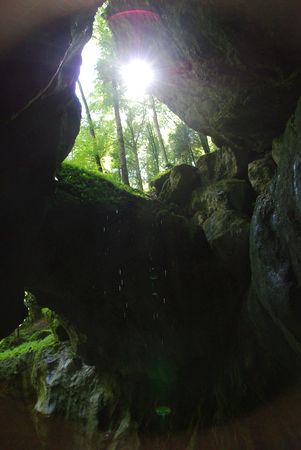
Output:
(1, 1), (301, 449)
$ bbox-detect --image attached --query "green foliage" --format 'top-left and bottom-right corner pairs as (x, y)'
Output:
(70, 8), (214, 188)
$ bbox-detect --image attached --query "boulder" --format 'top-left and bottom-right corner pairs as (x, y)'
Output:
(196, 147), (246, 185)
(159, 164), (200, 206)
(150, 170), (171, 196)
(248, 155), (276, 193)
(191, 179), (254, 223)
(202, 210), (250, 284)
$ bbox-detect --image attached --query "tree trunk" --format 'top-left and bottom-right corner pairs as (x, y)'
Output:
(127, 117), (143, 190)
(112, 73), (129, 186)
(150, 95), (169, 167)
(198, 132), (211, 155)
(189, 144), (196, 165)
(147, 123), (160, 173)
(77, 80), (103, 172)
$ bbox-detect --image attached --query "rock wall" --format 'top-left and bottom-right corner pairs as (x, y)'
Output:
(1, 0), (301, 448)
(108, 0), (301, 152)
(0, 4), (99, 336)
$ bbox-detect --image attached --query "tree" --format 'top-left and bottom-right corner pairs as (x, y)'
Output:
(124, 106), (145, 190)
(77, 79), (103, 172)
(111, 71), (130, 185)
(169, 123), (197, 165)
(198, 132), (211, 155)
(150, 95), (170, 167)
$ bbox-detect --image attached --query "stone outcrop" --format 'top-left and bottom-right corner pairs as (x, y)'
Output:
(248, 154), (276, 194)
(191, 178), (254, 222)
(249, 97), (301, 368)
(0, 3), (99, 337)
(196, 147), (250, 185)
(159, 164), (200, 206)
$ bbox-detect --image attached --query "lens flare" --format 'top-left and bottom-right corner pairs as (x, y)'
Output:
(120, 59), (154, 99)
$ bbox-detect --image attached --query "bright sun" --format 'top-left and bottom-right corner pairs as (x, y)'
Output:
(120, 59), (154, 99)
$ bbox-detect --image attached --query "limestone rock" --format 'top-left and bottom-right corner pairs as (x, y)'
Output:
(248, 155), (276, 193)
(159, 164), (201, 206)
(203, 210), (250, 284)
(196, 147), (247, 185)
(191, 178), (254, 223)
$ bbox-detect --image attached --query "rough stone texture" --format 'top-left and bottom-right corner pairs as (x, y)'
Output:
(159, 164), (200, 206)
(248, 154), (276, 194)
(196, 147), (251, 185)
(203, 210), (250, 285)
(108, 0), (301, 152)
(0, 5), (98, 337)
(0, 324), (136, 450)
(249, 97), (301, 368)
(191, 178), (254, 223)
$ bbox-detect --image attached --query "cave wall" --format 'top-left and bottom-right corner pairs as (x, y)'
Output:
(0, 4), (99, 336)
(1, 0), (301, 446)
(108, 0), (301, 152)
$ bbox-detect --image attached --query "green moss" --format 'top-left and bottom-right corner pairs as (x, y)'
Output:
(149, 169), (171, 185)
(58, 163), (147, 209)
(0, 334), (55, 361)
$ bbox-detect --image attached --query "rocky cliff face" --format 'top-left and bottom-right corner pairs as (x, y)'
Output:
(1, 0), (301, 448)
(108, 0), (301, 152)
(0, 3), (99, 337)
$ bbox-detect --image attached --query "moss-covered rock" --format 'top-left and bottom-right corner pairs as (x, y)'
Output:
(149, 169), (171, 196)
(196, 147), (249, 185)
(203, 210), (250, 285)
(159, 164), (201, 207)
(191, 178), (254, 223)
(248, 154), (276, 194)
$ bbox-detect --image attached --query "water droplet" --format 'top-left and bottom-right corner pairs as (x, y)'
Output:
(103, 226), (106, 232)
(116, 209), (119, 214)
(118, 285), (122, 292)
(121, 279), (124, 286)
(123, 312), (127, 319)
(125, 302), (128, 309)
(118, 268), (122, 275)
(164, 269), (167, 278)
(163, 298), (166, 304)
